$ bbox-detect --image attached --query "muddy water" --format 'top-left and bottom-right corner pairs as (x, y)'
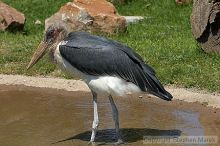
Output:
(0, 85), (219, 146)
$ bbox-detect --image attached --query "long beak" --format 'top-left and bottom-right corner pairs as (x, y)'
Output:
(26, 41), (48, 70)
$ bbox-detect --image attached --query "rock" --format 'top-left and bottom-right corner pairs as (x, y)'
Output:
(191, 0), (210, 39)
(45, 0), (126, 34)
(176, 0), (192, 5)
(45, 2), (93, 32)
(124, 16), (144, 24)
(35, 20), (42, 25)
(191, 0), (220, 53)
(0, 2), (25, 31)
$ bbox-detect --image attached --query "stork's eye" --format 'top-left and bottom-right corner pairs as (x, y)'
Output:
(45, 28), (55, 43)
(47, 30), (54, 37)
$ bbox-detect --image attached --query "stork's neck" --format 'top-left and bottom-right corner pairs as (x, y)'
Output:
(49, 30), (69, 63)
(49, 41), (59, 63)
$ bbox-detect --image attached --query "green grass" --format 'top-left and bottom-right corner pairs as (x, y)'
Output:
(0, 0), (220, 92)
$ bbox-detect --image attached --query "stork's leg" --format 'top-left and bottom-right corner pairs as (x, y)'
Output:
(90, 91), (99, 143)
(109, 95), (123, 144)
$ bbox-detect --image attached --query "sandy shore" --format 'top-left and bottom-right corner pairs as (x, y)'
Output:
(0, 74), (219, 108)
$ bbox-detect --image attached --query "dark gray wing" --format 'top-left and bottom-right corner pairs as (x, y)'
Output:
(59, 32), (172, 101)
(64, 32), (156, 75)
(60, 44), (148, 91)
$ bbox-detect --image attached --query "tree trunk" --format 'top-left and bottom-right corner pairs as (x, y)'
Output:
(191, 0), (220, 53)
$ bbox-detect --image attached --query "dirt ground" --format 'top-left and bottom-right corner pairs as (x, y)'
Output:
(0, 74), (220, 108)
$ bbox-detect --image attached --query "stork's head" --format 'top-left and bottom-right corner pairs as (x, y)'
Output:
(27, 23), (69, 70)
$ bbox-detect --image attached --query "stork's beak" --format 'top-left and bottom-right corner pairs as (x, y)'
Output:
(26, 41), (48, 70)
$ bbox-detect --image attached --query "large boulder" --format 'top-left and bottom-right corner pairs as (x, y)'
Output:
(45, 0), (126, 34)
(191, 0), (220, 53)
(0, 2), (25, 31)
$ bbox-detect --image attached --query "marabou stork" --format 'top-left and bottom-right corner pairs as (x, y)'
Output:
(27, 23), (173, 145)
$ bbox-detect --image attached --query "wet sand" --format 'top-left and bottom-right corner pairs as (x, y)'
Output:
(0, 85), (219, 146)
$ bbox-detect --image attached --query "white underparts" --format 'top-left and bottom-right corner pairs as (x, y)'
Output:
(84, 76), (141, 96)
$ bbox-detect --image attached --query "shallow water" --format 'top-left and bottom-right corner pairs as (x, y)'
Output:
(0, 85), (219, 146)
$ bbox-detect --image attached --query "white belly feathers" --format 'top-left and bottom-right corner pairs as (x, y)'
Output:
(84, 76), (141, 96)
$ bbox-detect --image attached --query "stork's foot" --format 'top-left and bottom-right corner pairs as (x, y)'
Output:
(86, 141), (96, 146)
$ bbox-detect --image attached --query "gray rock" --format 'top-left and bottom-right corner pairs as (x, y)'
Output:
(124, 16), (144, 25)
(191, 0), (220, 53)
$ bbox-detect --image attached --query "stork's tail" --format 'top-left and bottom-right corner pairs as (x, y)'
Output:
(142, 64), (173, 101)
(148, 74), (173, 101)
